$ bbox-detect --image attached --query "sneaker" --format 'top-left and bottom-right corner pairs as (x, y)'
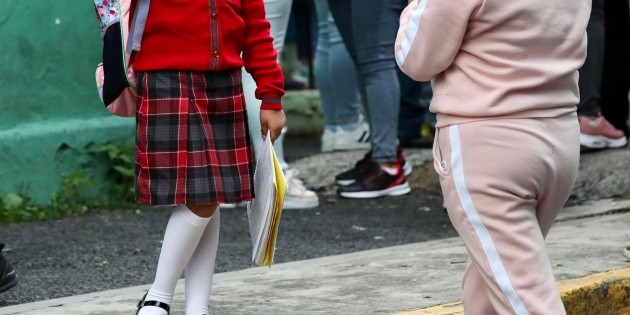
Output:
(321, 128), (336, 153)
(283, 169), (319, 209)
(221, 202), (248, 209)
(579, 114), (628, 149)
(334, 122), (371, 151)
(335, 148), (412, 186)
(335, 151), (376, 186)
(624, 246), (630, 261)
(0, 244), (18, 293)
(337, 163), (411, 199)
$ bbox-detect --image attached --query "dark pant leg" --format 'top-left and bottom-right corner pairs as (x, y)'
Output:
(577, 0), (604, 116)
(600, 0), (630, 136)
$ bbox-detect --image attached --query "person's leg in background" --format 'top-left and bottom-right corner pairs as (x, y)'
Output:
(242, 0), (319, 210)
(336, 0), (411, 199)
(577, 0), (627, 150)
(291, 0), (318, 89)
(313, 0), (368, 153)
(243, 0), (292, 164)
(600, 0), (630, 139)
(327, 0), (365, 105)
(397, 70), (425, 147)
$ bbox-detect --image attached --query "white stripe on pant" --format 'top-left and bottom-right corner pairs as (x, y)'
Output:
(433, 114), (580, 315)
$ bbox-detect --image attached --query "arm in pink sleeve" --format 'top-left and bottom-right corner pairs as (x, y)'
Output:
(395, 0), (481, 81)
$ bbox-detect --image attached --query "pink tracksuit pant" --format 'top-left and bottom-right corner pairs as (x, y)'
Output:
(433, 113), (580, 315)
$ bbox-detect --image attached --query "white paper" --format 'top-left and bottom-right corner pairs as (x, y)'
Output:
(247, 132), (276, 264)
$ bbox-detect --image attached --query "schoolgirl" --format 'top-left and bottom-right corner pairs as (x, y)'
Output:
(129, 0), (286, 314)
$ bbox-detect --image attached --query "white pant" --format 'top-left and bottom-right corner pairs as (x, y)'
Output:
(243, 0), (292, 161)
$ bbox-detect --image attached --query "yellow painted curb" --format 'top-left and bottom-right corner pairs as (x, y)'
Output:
(397, 267), (630, 315)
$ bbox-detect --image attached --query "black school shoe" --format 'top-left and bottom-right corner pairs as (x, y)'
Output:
(0, 244), (18, 293)
(335, 149), (413, 186)
(136, 292), (171, 315)
(337, 162), (411, 199)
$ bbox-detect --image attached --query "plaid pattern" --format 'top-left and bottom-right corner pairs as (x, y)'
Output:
(135, 69), (255, 205)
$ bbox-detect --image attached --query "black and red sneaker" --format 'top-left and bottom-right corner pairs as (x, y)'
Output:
(335, 151), (375, 186)
(335, 148), (413, 186)
(337, 162), (411, 199)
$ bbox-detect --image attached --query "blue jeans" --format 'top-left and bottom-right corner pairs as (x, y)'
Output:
(313, 0), (361, 130)
(328, 0), (406, 163)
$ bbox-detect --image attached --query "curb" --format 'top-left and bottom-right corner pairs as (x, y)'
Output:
(397, 267), (630, 315)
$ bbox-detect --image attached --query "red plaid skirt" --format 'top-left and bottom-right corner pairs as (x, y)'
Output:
(135, 69), (255, 205)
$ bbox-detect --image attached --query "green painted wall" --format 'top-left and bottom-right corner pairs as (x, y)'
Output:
(0, 1), (134, 205)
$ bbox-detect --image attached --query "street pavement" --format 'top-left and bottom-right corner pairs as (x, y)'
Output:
(1, 143), (629, 315)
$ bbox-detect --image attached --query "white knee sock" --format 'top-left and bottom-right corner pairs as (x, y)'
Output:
(138, 205), (212, 315)
(184, 209), (221, 315)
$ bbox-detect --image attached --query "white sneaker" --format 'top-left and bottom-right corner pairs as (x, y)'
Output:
(334, 121), (371, 151)
(321, 128), (336, 152)
(221, 202), (247, 209)
(283, 169), (319, 209)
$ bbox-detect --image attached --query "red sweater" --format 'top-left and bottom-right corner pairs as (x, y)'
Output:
(130, 0), (284, 110)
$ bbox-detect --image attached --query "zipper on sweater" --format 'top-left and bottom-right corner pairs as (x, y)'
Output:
(209, 0), (219, 70)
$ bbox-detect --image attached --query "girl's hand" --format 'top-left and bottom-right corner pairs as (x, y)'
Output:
(260, 109), (286, 143)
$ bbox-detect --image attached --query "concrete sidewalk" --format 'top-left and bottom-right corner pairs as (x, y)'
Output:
(1, 199), (628, 315)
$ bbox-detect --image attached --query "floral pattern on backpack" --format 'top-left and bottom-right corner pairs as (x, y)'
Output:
(94, 0), (121, 38)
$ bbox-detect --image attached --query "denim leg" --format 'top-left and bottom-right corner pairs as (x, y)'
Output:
(352, 0), (405, 163)
(314, 0), (361, 128)
(328, 12), (361, 127)
(327, 0), (369, 115)
(577, 0), (604, 116)
(326, 0), (354, 56)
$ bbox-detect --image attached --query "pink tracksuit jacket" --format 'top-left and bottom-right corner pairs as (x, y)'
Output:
(396, 0), (591, 128)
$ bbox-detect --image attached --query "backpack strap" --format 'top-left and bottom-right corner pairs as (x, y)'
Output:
(127, 0), (150, 54)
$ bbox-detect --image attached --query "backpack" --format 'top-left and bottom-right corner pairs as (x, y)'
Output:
(94, 0), (147, 117)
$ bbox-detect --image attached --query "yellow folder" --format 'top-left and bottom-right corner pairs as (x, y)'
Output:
(247, 131), (287, 267)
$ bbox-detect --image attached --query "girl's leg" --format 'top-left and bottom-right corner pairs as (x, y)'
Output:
(184, 209), (221, 315)
(462, 259), (497, 315)
(138, 204), (217, 315)
(243, 0), (292, 160)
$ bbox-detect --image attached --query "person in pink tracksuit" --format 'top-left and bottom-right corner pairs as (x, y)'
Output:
(396, 0), (590, 314)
